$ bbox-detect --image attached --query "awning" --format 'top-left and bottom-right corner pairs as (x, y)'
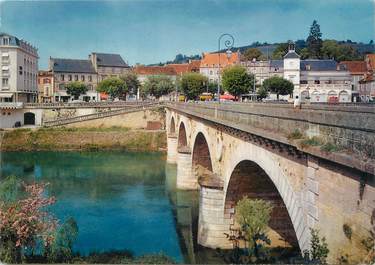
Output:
(0, 93), (13, 98)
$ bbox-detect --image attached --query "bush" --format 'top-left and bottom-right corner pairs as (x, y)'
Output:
(303, 228), (329, 264)
(321, 142), (341, 152)
(287, 129), (303, 140)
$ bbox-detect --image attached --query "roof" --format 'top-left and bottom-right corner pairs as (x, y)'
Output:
(92, 53), (129, 68)
(38, 70), (53, 76)
(50, 58), (96, 73)
(300, 60), (344, 71)
(188, 60), (201, 70)
(134, 66), (176, 75)
(366, 54), (375, 70)
(270, 60), (283, 69)
(200, 52), (239, 67)
(167, 64), (190, 75)
(339, 61), (367, 74)
(284, 51), (300, 59)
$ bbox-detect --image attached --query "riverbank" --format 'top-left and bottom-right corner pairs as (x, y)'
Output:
(0, 127), (166, 152)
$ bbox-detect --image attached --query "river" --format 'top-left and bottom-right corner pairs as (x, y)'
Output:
(0, 151), (224, 264)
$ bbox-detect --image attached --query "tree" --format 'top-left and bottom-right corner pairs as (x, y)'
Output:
(222, 65), (254, 99)
(299, 48), (310, 59)
(96, 77), (127, 99)
(65, 82), (88, 100)
(262, 76), (294, 100)
(142, 75), (174, 99)
(257, 86), (268, 100)
(180, 72), (208, 100)
(306, 20), (323, 58)
(235, 197), (273, 261)
(271, 43), (289, 59)
(321, 40), (361, 61)
(303, 229), (329, 264)
(120, 71), (140, 98)
(243, 48), (263, 61)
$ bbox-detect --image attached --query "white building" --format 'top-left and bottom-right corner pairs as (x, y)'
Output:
(0, 33), (38, 103)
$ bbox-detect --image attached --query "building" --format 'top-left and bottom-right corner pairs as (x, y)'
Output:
(241, 44), (352, 102)
(37, 70), (54, 103)
(167, 59), (201, 75)
(133, 65), (177, 84)
(339, 61), (367, 91)
(0, 33), (38, 103)
(200, 52), (240, 83)
(89, 52), (130, 82)
(49, 58), (99, 102)
(358, 54), (375, 101)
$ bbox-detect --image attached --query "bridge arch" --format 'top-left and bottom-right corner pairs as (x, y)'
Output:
(225, 160), (299, 250)
(192, 132), (213, 173)
(223, 144), (309, 252)
(169, 116), (176, 134)
(178, 121), (188, 149)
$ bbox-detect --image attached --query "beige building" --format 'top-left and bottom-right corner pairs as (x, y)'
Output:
(0, 33), (38, 103)
(200, 51), (240, 83)
(37, 70), (54, 103)
(90, 52), (130, 82)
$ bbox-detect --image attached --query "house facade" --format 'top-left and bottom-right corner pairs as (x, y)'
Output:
(0, 33), (38, 103)
(49, 58), (99, 102)
(37, 70), (54, 103)
(358, 54), (375, 102)
(200, 52), (240, 83)
(90, 52), (130, 82)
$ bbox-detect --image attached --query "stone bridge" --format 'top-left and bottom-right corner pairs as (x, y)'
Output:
(165, 102), (375, 262)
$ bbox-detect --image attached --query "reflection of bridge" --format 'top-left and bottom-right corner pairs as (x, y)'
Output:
(166, 102), (375, 262)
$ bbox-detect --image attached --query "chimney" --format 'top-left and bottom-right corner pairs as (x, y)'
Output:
(288, 41), (295, 52)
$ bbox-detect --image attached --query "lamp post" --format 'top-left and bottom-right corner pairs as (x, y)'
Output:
(252, 58), (256, 101)
(217, 33), (234, 103)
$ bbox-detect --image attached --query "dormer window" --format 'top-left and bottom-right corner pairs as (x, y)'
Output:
(306, 65), (311, 71)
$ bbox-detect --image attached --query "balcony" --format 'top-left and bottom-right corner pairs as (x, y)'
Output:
(0, 102), (23, 109)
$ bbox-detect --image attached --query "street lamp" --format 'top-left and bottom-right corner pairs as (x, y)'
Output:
(252, 58), (256, 101)
(217, 33), (234, 103)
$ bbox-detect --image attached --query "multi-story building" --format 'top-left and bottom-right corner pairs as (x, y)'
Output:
(134, 65), (177, 84)
(0, 33), (38, 103)
(49, 58), (99, 102)
(241, 44), (352, 102)
(90, 52), (130, 82)
(200, 52), (240, 83)
(358, 54), (375, 102)
(37, 70), (54, 103)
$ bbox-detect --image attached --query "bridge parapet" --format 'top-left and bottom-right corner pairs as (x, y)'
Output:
(167, 102), (375, 175)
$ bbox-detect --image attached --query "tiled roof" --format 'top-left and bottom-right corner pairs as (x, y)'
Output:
(339, 61), (367, 74)
(167, 64), (190, 75)
(134, 66), (176, 75)
(188, 60), (201, 71)
(51, 58), (96, 73)
(366, 54), (375, 70)
(200, 52), (239, 68)
(93, 53), (129, 67)
(300, 60), (344, 71)
(270, 60), (283, 69)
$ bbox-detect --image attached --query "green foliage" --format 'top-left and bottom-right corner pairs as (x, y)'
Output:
(306, 20), (323, 58)
(46, 217), (79, 263)
(257, 86), (268, 99)
(180, 72), (208, 100)
(303, 228), (329, 264)
(222, 65), (254, 98)
(262, 76), (294, 99)
(235, 197), (273, 261)
(141, 75), (174, 99)
(243, 48), (263, 61)
(134, 253), (177, 264)
(321, 142), (341, 152)
(321, 40), (361, 61)
(84, 249), (134, 264)
(342, 224), (352, 240)
(301, 136), (323, 147)
(272, 43), (289, 59)
(287, 129), (303, 140)
(0, 175), (23, 203)
(120, 71), (140, 96)
(97, 77), (127, 99)
(65, 82), (88, 99)
(299, 47), (310, 59)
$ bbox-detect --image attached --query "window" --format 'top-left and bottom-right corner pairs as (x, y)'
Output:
(81, 75), (85, 82)
(75, 75), (78, 81)
(59, 84), (65, 90)
(43, 78), (50, 84)
(60, 74), (65, 81)
(2, 78), (9, 86)
(68, 75), (72, 81)
(88, 75), (92, 82)
(300, 80), (308, 84)
(2, 38), (9, 45)
(210, 70), (213, 75)
(314, 80), (320, 84)
(19, 66), (23, 75)
(2, 66), (9, 75)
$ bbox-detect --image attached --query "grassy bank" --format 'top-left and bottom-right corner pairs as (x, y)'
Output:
(0, 127), (166, 152)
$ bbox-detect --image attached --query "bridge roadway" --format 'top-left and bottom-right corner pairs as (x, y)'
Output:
(166, 102), (375, 263)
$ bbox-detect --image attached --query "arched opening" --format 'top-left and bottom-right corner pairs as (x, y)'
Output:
(178, 122), (187, 149)
(170, 117), (176, 134)
(339, 90), (349, 102)
(192, 132), (212, 172)
(225, 160), (299, 250)
(24, 112), (35, 125)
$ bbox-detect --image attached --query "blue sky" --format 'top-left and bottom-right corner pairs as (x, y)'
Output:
(0, 0), (374, 69)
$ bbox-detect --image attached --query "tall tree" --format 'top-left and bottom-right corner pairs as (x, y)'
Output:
(65, 82), (88, 100)
(180, 73), (208, 100)
(96, 77), (127, 99)
(306, 20), (323, 58)
(271, 43), (289, 59)
(262, 76), (294, 100)
(221, 65), (254, 99)
(243, 48), (263, 61)
(142, 75), (174, 99)
(120, 71), (140, 98)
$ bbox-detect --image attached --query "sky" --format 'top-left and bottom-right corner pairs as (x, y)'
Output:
(0, 0), (374, 69)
